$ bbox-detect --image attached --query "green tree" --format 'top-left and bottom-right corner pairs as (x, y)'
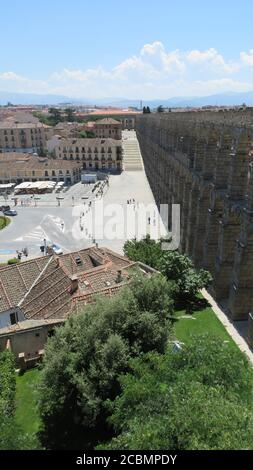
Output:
(123, 235), (163, 269)
(124, 237), (212, 305)
(157, 105), (164, 113)
(38, 274), (174, 449)
(48, 107), (62, 122)
(100, 336), (253, 450)
(64, 107), (75, 122)
(79, 130), (95, 138)
(160, 251), (212, 302)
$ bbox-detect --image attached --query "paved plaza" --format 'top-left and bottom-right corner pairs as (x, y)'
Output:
(0, 132), (166, 263)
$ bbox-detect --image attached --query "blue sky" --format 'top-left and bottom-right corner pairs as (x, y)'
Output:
(1, 0), (253, 98)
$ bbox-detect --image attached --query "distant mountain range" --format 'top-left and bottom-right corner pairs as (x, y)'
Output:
(1, 89), (253, 108)
(0, 91), (83, 106)
(110, 91), (253, 108)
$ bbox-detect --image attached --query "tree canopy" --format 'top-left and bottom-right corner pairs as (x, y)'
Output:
(99, 336), (253, 450)
(38, 274), (174, 449)
(124, 235), (162, 269)
(123, 236), (212, 304)
(157, 105), (164, 113)
(143, 106), (151, 114)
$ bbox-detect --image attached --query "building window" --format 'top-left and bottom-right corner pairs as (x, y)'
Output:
(10, 312), (17, 325)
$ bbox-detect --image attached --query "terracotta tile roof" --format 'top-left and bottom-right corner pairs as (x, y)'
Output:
(94, 118), (122, 126)
(53, 136), (120, 146)
(0, 153), (81, 172)
(0, 247), (135, 323)
(21, 261), (73, 320)
(59, 249), (96, 275)
(0, 256), (51, 312)
(0, 121), (51, 129)
(101, 247), (134, 268)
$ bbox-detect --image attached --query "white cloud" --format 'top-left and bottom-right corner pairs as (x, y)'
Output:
(240, 49), (253, 66)
(186, 48), (239, 73)
(0, 72), (28, 82)
(0, 42), (253, 99)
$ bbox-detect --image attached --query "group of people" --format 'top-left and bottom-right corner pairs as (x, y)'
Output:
(79, 202), (92, 235)
(127, 198), (140, 211)
(16, 247), (29, 260)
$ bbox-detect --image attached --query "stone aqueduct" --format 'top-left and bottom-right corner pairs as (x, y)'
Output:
(136, 109), (253, 344)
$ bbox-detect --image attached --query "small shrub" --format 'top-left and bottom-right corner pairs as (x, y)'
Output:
(7, 258), (20, 265)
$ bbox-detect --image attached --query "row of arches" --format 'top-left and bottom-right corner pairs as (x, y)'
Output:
(137, 114), (253, 322)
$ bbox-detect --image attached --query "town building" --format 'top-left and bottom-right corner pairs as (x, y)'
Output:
(0, 246), (154, 367)
(47, 136), (123, 171)
(0, 121), (54, 153)
(0, 152), (81, 185)
(92, 118), (122, 140)
(54, 121), (87, 138)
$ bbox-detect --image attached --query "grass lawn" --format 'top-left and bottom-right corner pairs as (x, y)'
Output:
(15, 368), (41, 435)
(173, 303), (237, 350)
(0, 215), (10, 230)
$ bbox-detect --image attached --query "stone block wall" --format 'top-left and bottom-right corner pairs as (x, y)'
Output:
(136, 110), (253, 334)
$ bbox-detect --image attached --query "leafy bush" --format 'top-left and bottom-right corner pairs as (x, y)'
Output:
(7, 258), (20, 265)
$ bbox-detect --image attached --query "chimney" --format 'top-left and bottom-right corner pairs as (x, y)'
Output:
(116, 270), (123, 283)
(95, 242), (99, 249)
(55, 256), (60, 267)
(70, 275), (78, 294)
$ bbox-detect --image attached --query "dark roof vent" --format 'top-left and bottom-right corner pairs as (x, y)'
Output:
(75, 256), (82, 266)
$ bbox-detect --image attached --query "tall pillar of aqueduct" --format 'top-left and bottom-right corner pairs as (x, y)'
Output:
(136, 109), (253, 343)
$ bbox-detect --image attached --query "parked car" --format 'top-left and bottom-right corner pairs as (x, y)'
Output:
(51, 243), (63, 255)
(3, 209), (18, 216)
(0, 205), (10, 212)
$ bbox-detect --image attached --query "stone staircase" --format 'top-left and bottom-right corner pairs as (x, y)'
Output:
(122, 136), (144, 171)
